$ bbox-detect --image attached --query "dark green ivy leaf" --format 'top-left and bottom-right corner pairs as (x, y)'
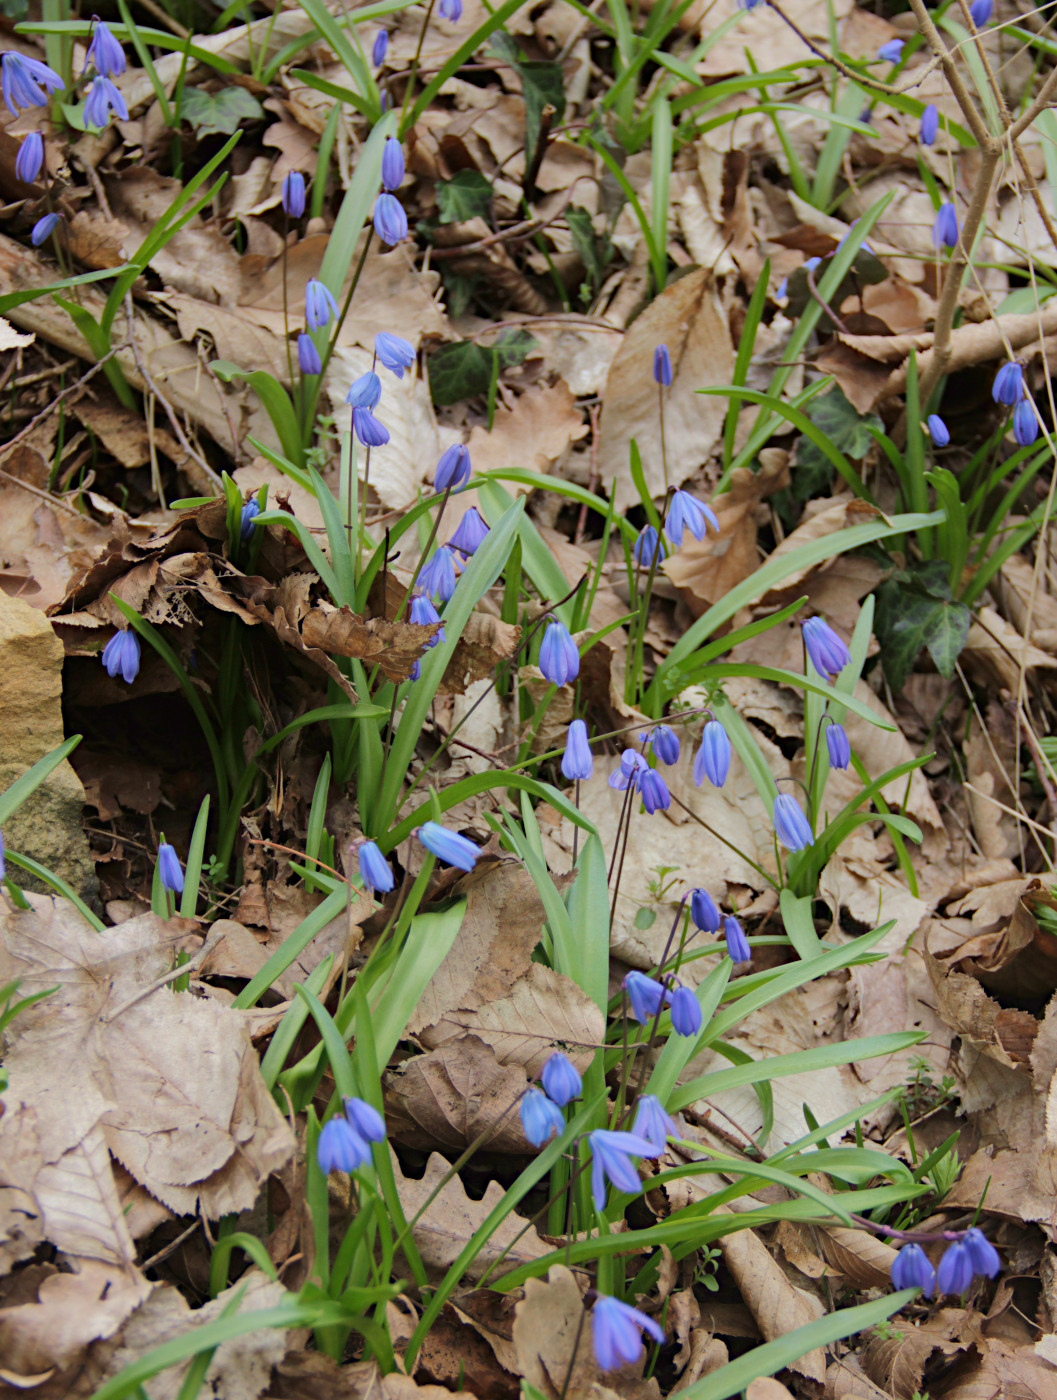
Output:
(793, 387), (882, 503)
(181, 87), (265, 137)
(436, 170), (494, 224)
(874, 573), (971, 691)
(487, 33), (565, 167)
(921, 598), (971, 678)
(428, 330), (537, 407)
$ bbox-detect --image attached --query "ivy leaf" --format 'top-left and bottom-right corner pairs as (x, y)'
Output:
(488, 33), (565, 167)
(921, 599), (971, 678)
(874, 581), (935, 693)
(793, 387), (882, 502)
(181, 87), (265, 137)
(436, 170), (493, 224)
(429, 331), (537, 407)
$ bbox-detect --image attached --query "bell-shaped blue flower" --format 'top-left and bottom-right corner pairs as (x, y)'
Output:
(804, 255), (822, 273)
(653, 344), (672, 386)
(541, 1051), (582, 1107)
(31, 212), (60, 246)
(936, 1240), (973, 1295)
(102, 629), (141, 684)
(448, 507), (488, 557)
(632, 1094), (676, 1153)
(240, 499), (261, 541)
(669, 986), (702, 1037)
(346, 371), (382, 409)
(891, 1242), (935, 1296)
(927, 414), (949, 446)
(724, 914), (751, 964)
(88, 21), (126, 77)
(776, 277), (788, 301)
(2, 53), (64, 116)
(773, 792), (812, 851)
(84, 74), (128, 128)
(298, 334), (322, 375)
(381, 136), (404, 192)
(646, 725), (679, 766)
(932, 202), (959, 250)
(588, 1128), (658, 1210)
(376, 332), (415, 377)
(624, 970), (669, 1025)
(281, 170), (305, 218)
(352, 407), (389, 447)
(539, 619), (579, 686)
(318, 1116), (370, 1173)
(416, 820), (479, 870)
(694, 719), (731, 788)
(520, 1087), (564, 1146)
(592, 1296), (665, 1372)
(877, 39), (903, 62)
(920, 104), (939, 145)
(439, 0), (462, 19)
(561, 719), (593, 782)
(418, 545), (457, 602)
(609, 749), (647, 791)
(665, 490), (719, 547)
(15, 131), (43, 184)
(691, 887), (720, 934)
(802, 616), (851, 679)
(633, 525), (666, 568)
(993, 361), (1025, 405)
(0, 832), (6, 882)
(637, 768), (670, 814)
(1013, 398), (1038, 447)
(358, 839), (394, 893)
(435, 443), (471, 491)
(963, 1227), (1000, 1278)
(374, 191), (407, 245)
(344, 1096), (386, 1143)
(305, 278), (338, 332)
(373, 28), (389, 65)
(157, 841), (184, 894)
(969, 0), (992, 24)
(826, 721), (851, 770)
(410, 593), (444, 646)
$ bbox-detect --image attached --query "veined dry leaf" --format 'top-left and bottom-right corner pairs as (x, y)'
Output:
(384, 1036), (530, 1154)
(935, 1339), (1057, 1400)
(816, 1226), (899, 1289)
(390, 1149), (550, 1281)
(861, 1308), (970, 1399)
(717, 1227), (825, 1383)
(670, 1335), (728, 1393)
(465, 380), (588, 477)
(598, 269), (734, 512)
(439, 613), (522, 697)
(745, 1381), (796, 1400)
(925, 943), (1038, 1071)
(961, 604), (1057, 692)
(824, 1355), (895, 1400)
(300, 604), (439, 683)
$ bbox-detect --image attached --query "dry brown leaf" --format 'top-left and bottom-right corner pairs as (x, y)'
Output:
(824, 1355), (896, 1400)
(465, 380), (588, 477)
(961, 604), (1057, 692)
(861, 1309), (970, 1398)
(439, 613), (522, 697)
(745, 1381), (796, 1400)
(817, 1226), (899, 1290)
(416, 1305), (520, 1398)
(935, 1340), (1057, 1400)
(384, 1036), (530, 1153)
(925, 942), (1038, 1071)
(670, 1335), (729, 1393)
(598, 270), (734, 512)
(718, 1226), (825, 1382)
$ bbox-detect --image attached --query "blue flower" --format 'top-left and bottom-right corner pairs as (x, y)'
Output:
(993, 362), (1024, 405)
(802, 616), (851, 679)
(31, 212), (60, 246)
(84, 74), (128, 128)
(724, 914), (751, 964)
(376, 332), (415, 377)
(773, 792), (812, 851)
(738, 0), (765, 10)
(1, 53), (64, 116)
(932, 202), (959, 250)
(87, 21), (126, 77)
(0, 832), (6, 882)
(298, 334), (322, 375)
(372, 29), (389, 66)
(410, 593), (444, 646)
(877, 39), (904, 62)
(1013, 398), (1038, 446)
(633, 525), (666, 568)
(691, 887), (721, 934)
(240, 499), (261, 541)
(157, 842), (184, 895)
(969, 0), (992, 24)
(347, 371), (382, 409)
(666, 490), (719, 547)
(352, 407), (389, 447)
(646, 724), (680, 766)
(520, 1087), (564, 1146)
(825, 722), (851, 771)
(448, 506), (488, 556)
(669, 986), (702, 1036)
(891, 1243), (935, 1296)
(588, 1129), (659, 1210)
(609, 749), (647, 791)
(693, 719), (731, 788)
(776, 277), (788, 301)
(374, 191), (407, 245)
(305, 279), (338, 332)
(418, 545), (457, 602)
(539, 619), (579, 686)
(592, 1296), (665, 1372)
(804, 255), (821, 273)
(438, 0), (462, 19)
(561, 718), (593, 781)
(381, 137), (404, 192)
(653, 344), (672, 386)
(936, 1240), (973, 1295)
(358, 839), (394, 893)
(632, 1094), (676, 1152)
(963, 1227), (1000, 1278)
(15, 131), (43, 184)
(637, 768), (670, 814)
(344, 1096), (386, 1143)
(435, 443), (471, 491)
(282, 170), (305, 218)
(920, 104), (939, 145)
(541, 1051), (582, 1107)
(102, 629), (141, 683)
(416, 820), (479, 870)
(927, 414), (950, 446)
(318, 1116), (370, 1173)
(624, 970), (669, 1025)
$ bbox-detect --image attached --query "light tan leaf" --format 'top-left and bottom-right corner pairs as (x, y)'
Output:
(717, 1227), (825, 1383)
(746, 1381), (796, 1400)
(465, 380), (588, 477)
(816, 1226), (899, 1289)
(513, 1266), (595, 1399)
(925, 943), (1038, 1071)
(0, 316), (33, 350)
(384, 1037), (530, 1154)
(598, 269), (734, 512)
(962, 604), (1057, 692)
(439, 613), (522, 697)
